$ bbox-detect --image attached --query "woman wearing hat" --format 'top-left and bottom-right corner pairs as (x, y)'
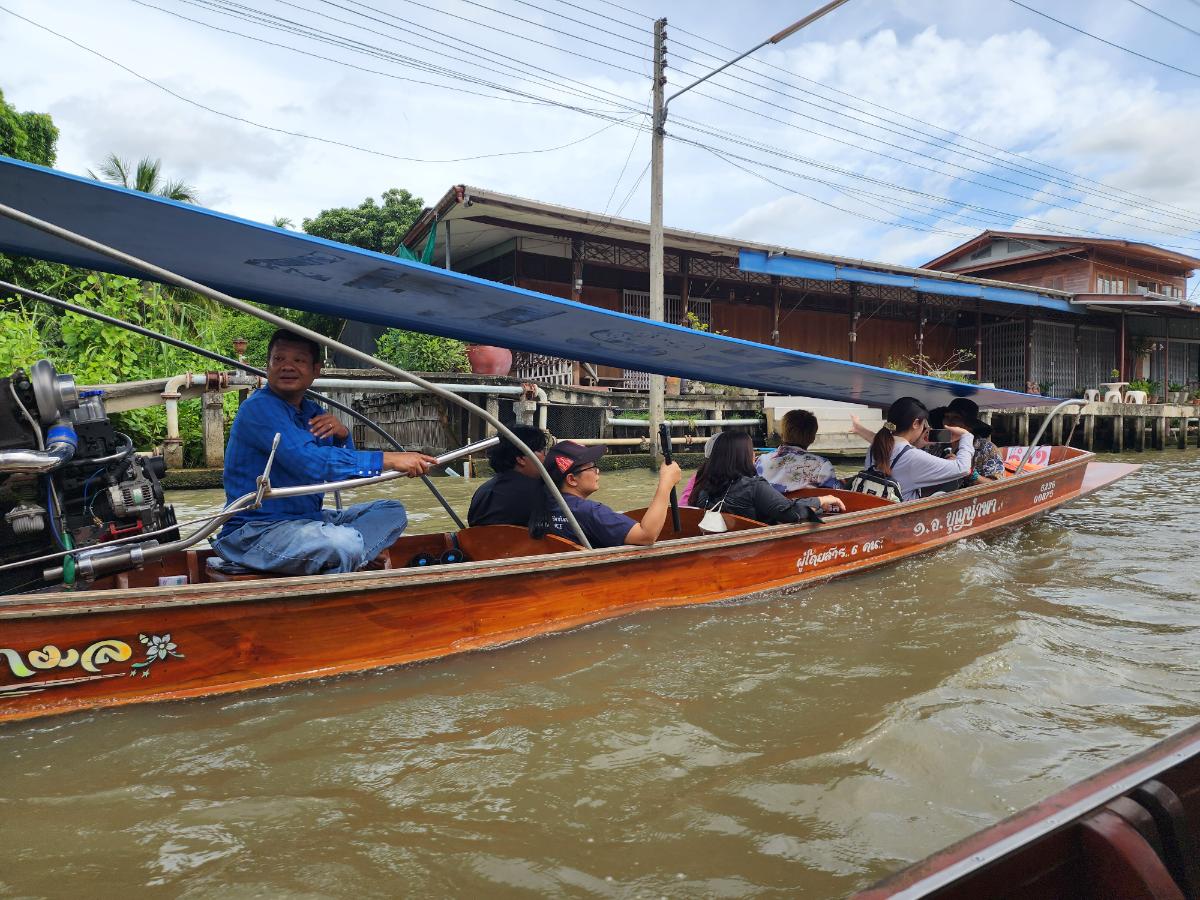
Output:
(945, 398), (1004, 482)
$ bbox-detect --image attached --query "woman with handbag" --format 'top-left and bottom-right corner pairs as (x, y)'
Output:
(692, 432), (845, 528)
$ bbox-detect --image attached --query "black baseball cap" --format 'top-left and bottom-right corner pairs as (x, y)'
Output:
(545, 441), (606, 484)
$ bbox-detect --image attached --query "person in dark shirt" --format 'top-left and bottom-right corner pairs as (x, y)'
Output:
(693, 431), (844, 523)
(466, 425), (549, 527)
(542, 441), (681, 548)
(213, 329), (436, 575)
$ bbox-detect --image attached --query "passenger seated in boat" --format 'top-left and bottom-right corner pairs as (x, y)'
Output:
(213, 329), (437, 575)
(679, 433), (719, 505)
(863, 397), (974, 502)
(467, 425), (548, 527)
(542, 441), (681, 547)
(755, 409), (840, 492)
(946, 398), (1004, 482)
(693, 432), (845, 523)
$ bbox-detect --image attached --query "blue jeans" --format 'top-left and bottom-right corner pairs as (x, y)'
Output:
(213, 500), (408, 575)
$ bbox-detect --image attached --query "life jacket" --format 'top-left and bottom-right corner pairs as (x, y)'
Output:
(848, 445), (911, 503)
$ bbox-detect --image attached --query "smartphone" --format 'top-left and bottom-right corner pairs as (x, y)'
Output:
(926, 428), (953, 443)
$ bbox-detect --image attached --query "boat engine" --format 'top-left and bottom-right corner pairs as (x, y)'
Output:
(0, 360), (178, 594)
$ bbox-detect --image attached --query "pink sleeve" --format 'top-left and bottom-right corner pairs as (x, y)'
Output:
(680, 472), (698, 505)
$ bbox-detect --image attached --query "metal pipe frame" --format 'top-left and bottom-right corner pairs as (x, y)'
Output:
(1018, 398), (1085, 471)
(0, 202), (593, 548)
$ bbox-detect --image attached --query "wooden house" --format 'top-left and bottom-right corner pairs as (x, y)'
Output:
(925, 232), (1200, 390)
(369, 189), (1200, 398)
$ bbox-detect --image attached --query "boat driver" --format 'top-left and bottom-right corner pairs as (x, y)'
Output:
(541, 441), (681, 548)
(213, 328), (437, 575)
(466, 424), (549, 527)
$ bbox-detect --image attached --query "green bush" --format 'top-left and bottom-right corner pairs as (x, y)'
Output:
(376, 329), (469, 373)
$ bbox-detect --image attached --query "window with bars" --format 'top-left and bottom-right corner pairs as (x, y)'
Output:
(619, 290), (710, 389)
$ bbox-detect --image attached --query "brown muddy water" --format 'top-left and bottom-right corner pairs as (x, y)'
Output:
(3, 453), (1199, 897)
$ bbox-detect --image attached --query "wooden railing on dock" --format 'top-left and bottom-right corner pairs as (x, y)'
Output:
(986, 403), (1200, 453)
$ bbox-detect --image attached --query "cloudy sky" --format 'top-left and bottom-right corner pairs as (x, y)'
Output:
(3, 0), (1200, 282)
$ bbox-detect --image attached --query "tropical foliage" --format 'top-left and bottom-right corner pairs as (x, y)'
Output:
(88, 153), (199, 202)
(376, 329), (469, 373)
(302, 188), (424, 254)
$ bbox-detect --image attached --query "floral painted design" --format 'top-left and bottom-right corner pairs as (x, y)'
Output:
(130, 633), (184, 677)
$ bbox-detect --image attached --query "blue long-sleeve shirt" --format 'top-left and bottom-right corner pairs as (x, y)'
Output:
(220, 387), (383, 533)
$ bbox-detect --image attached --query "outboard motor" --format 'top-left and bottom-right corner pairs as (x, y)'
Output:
(0, 361), (178, 594)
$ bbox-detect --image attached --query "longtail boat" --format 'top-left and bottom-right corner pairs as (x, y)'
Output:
(0, 156), (1140, 723)
(856, 719), (1200, 898)
(0, 448), (1136, 723)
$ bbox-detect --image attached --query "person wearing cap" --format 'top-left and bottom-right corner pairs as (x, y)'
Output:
(542, 441), (682, 547)
(467, 425), (549, 527)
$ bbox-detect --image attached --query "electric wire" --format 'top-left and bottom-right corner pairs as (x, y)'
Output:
(1123, 0), (1200, 39)
(1006, 0), (1200, 80)
(587, 0), (1200, 225)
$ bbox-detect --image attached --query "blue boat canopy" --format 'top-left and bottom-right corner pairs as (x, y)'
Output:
(0, 156), (1053, 409)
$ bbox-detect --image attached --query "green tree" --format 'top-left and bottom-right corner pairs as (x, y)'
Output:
(302, 188), (424, 254)
(0, 89), (70, 303)
(87, 154), (199, 202)
(0, 87), (58, 166)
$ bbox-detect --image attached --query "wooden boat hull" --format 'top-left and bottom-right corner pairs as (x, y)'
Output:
(0, 451), (1136, 723)
(856, 719), (1200, 898)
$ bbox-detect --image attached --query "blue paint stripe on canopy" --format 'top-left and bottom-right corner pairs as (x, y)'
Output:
(0, 157), (1054, 409)
(740, 249), (1078, 314)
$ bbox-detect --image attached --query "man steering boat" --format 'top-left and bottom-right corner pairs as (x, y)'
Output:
(212, 328), (436, 575)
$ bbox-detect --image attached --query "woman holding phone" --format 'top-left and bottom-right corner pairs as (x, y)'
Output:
(860, 397), (974, 501)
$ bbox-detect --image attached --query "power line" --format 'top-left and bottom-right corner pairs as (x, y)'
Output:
(1122, 0), (1200, 39)
(2, 5), (648, 164)
(591, 0), (1200, 227)
(1006, 0), (1200, 79)
(158, 0), (1200, 240)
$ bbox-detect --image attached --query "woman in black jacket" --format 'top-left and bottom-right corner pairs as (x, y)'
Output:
(692, 432), (845, 523)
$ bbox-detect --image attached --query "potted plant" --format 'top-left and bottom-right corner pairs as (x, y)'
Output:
(1037, 380), (1054, 397)
(1110, 368), (1121, 381)
(1169, 382), (1185, 403)
(1192, 389), (1200, 407)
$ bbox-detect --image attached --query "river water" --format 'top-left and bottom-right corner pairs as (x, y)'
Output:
(3, 453), (1199, 897)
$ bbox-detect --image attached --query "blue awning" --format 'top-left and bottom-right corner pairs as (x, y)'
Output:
(0, 156), (1055, 409)
(740, 249), (1078, 314)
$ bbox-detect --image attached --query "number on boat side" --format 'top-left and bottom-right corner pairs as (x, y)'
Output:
(1033, 481), (1057, 503)
(796, 539), (884, 573)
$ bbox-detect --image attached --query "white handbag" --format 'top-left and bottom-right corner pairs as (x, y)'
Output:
(698, 497), (728, 534)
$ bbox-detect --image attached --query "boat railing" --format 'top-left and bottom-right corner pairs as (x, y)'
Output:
(1017, 397), (1087, 471)
(0, 200), (595, 551)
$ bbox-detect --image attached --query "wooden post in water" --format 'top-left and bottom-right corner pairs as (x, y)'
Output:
(1051, 412), (1063, 446)
(1137, 415), (1146, 452)
(1018, 411), (1030, 446)
(1113, 412), (1124, 452)
(1083, 413), (1095, 451)
(202, 390), (225, 468)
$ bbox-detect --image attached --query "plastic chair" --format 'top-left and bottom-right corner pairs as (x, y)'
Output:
(1125, 390), (1147, 405)
(1103, 390), (1123, 404)
(1083, 389), (1100, 402)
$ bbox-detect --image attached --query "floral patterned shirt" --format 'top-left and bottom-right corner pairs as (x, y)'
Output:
(755, 445), (840, 492)
(973, 438), (1005, 479)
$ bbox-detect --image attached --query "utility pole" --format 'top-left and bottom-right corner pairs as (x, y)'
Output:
(645, 1), (851, 465)
(648, 17), (667, 464)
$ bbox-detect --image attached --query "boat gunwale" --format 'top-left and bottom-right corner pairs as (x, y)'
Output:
(0, 450), (1096, 618)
